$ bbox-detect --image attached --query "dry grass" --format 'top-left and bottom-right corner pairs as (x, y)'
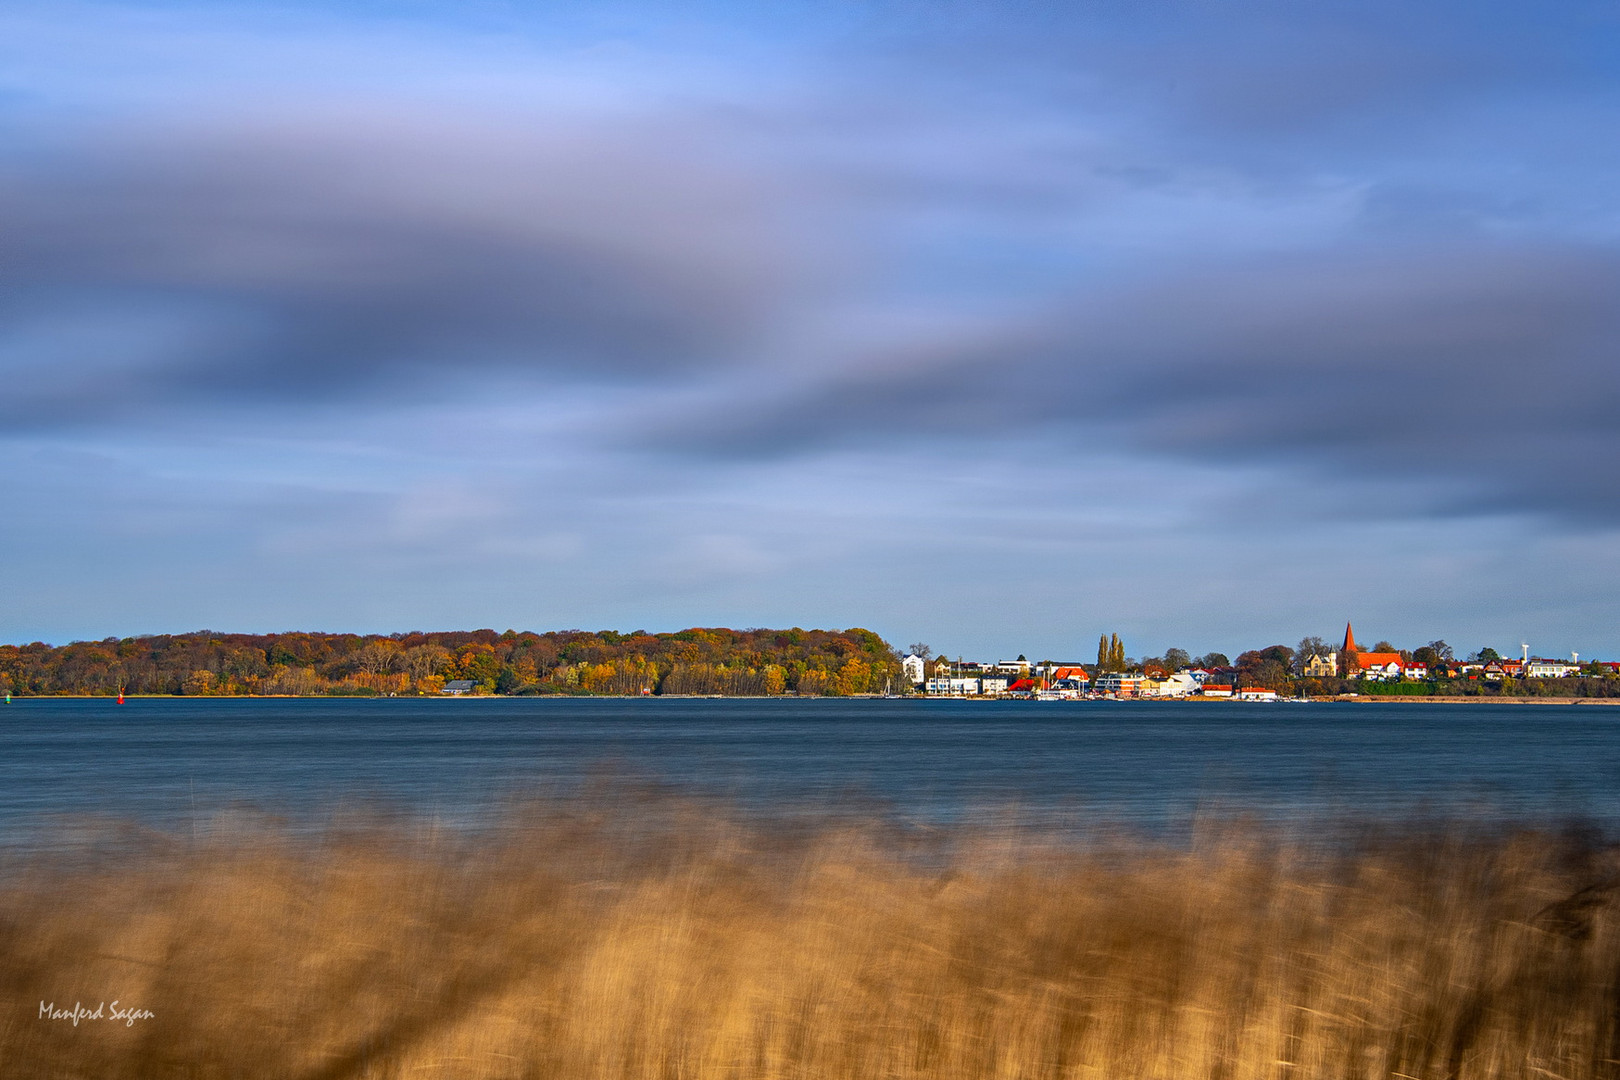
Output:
(6, 799), (1620, 1079)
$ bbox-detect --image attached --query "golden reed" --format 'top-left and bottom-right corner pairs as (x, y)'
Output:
(5, 797), (1620, 1079)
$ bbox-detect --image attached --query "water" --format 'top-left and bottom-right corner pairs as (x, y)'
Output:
(3, 696), (1619, 843)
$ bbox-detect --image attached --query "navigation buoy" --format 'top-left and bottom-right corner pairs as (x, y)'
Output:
(117, 689), (125, 705)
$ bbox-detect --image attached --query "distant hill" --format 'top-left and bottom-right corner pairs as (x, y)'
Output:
(0, 627), (904, 697)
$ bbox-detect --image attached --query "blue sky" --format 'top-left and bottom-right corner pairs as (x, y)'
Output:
(3, 0), (1619, 660)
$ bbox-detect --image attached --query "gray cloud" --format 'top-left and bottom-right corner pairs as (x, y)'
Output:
(0, 112), (800, 425)
(651, 243), (1620, 521)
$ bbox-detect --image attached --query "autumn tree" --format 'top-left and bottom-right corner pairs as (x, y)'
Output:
(1295, 636), (1330, 675)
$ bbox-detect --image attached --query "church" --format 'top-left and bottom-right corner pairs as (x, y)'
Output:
(1339, 623), (1404, 679)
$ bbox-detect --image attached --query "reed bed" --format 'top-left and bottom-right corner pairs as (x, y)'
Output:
(5, 799), (1620, 1079)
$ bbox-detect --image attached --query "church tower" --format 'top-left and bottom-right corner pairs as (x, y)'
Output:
(1340, 622), (1360, 677)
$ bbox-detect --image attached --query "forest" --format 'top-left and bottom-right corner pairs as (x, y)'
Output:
(0, 627), (905, 697)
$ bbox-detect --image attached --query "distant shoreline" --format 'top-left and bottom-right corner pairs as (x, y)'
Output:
(6, 693), (1620, 704)
(1329, 695), (1620, 705)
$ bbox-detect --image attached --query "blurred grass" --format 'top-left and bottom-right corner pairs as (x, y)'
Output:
(5, 798), (1620, 1079)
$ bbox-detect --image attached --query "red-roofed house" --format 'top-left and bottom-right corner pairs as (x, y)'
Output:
(1351, 653), (1404, 680)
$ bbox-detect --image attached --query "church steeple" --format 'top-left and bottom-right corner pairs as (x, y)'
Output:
(1342, 622), (1359, 654)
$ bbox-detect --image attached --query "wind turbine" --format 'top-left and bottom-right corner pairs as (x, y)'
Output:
(1521, 642), (1530, 664)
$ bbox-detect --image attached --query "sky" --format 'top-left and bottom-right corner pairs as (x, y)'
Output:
(2, 0), (1618, 660)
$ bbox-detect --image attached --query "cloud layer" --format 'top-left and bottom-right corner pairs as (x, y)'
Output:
(1, 0), (1618, 652)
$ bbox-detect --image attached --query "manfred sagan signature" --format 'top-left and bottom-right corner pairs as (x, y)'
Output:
(40, 1000), (155, 1027)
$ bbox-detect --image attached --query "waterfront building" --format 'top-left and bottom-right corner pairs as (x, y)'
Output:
(1093, 672), (1146, 697)
(1150, 671), (1201, 698)
(901, 654), (927, 686)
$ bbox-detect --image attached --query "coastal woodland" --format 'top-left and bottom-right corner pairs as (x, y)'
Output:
(0, 627), (903, 697)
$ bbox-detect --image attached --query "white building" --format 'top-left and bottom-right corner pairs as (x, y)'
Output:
(1357, 659), (1403, 682)
(1525, 659), (1579, 678)
(1149, 671), (1201, 698)
(901, 654), (927, 686)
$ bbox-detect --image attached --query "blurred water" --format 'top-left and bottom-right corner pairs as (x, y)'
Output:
(2, 696), (1617, 842)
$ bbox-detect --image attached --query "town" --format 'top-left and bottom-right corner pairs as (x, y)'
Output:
(902, 624), (1620, 700)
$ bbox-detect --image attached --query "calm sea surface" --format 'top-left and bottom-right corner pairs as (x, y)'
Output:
(3, 696), (1619, 843)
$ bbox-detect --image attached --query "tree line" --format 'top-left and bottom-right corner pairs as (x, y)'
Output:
(0, 627), (905, 697)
